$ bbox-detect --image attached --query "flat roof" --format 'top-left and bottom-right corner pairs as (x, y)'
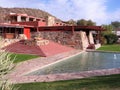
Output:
(0, 23), (24, 28)
(38, 26), (104, 31)
(0, 23), (104, 31)
(0, 23), (34, 28)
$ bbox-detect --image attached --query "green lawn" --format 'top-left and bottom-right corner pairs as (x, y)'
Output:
(97, 44), (120, 52)
(15, 74), (120, 90)
(10, 53), (39, 63)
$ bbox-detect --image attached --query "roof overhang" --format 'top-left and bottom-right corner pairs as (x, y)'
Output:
(0, 23), (24, 28)
(38, 26), (104, 31)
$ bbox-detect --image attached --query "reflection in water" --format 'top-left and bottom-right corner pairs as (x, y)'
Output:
(114, 54), (117, 59)
(27, 52), (120, 75)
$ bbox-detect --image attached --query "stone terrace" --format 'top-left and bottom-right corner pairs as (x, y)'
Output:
(3, 40), (74, 57)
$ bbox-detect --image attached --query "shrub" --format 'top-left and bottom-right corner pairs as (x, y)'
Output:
(101, 37), (107, 45)
(104, 33), (118, 44)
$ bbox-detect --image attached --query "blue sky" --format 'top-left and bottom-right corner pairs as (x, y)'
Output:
(106, 0), (120, 12)
(0, 0), (120, 25)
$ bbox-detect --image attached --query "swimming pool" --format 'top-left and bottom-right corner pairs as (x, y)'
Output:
(27, 52), (120, 75)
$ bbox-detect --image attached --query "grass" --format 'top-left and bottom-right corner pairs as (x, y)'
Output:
(10, 53), (39, 63)
(13, 44), (120, 90)
(97, 44), (120, 52)
(15, 74), (120, 90)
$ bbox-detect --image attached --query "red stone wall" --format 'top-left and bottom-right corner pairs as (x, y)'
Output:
(31, 31), (83, 49)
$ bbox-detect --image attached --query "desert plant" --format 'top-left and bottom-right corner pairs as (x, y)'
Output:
(0, 38), (16, 90)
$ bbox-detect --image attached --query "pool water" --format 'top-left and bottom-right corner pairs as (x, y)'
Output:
(27, 52), (120, 75)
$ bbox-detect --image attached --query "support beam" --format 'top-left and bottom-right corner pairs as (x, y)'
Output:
(17, 15), (21, 22)
(72, 26), (75, 34)
(89, 31), (94, 44)
(26, 17), (29, 21)
(2, 27), (5, 38)
(99, 31), (102, 43)
(37, 27), (39, 32)
(96, 31), (100, 44)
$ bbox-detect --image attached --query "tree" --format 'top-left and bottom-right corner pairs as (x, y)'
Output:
(111, 21), (120, 29)
(77, 19), (96, 26)
(111, 21), (120, 34)
(104, 33), (118, 44)
(67, 19), (77, 25)
(77, 19), (87, 26)
(101, 24), (118, 44)
(102, 24), (113, 34)
(0, 39), (16, 90)
(87, 20), (96, 26)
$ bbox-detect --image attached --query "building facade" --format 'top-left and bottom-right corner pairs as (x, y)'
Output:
(0, 13), (104, 50)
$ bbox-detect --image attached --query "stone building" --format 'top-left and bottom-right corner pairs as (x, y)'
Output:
(0, 13), (104, 50)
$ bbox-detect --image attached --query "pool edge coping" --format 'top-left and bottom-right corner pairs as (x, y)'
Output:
(10, 67), (120, 84)
(86, 49), (120, 54)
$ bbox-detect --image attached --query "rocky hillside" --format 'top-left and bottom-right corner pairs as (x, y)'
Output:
(0, 7), (57, 23)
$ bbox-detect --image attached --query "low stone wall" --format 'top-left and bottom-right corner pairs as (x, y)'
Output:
(1, 39), (20, 48)
(31, 31), (83, 49)
(23, 39), (49, 46)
